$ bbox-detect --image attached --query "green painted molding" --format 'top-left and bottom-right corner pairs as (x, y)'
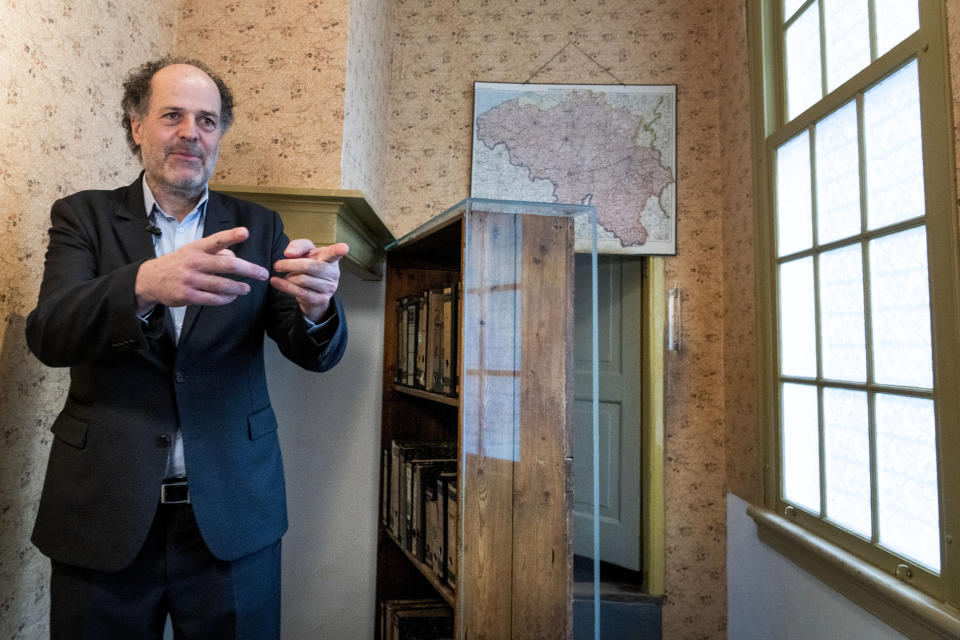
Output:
(211, 184), (394, 280)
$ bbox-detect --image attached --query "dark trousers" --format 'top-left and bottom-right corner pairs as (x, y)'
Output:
(50, 503), (281, 640)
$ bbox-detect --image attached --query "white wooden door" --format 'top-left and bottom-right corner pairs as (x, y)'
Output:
(572, 255), (643, 571)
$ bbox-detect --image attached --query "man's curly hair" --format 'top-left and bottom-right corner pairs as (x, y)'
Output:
(120, 56), (235, 155)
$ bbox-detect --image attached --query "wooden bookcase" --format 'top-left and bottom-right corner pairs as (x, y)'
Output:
(376, 199), (593, 639)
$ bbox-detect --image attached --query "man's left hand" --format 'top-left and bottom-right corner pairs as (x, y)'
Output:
(271, 241), (349, 323)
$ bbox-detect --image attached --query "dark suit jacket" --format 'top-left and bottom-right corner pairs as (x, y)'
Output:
(26, 174), (346, 572)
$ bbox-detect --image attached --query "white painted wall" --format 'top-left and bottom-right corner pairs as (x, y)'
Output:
(268, 267), (386, 640)
(726, 493), (908, 640)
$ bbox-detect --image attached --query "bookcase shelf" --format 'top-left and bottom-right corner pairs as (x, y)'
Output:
(393, 385), (459, 407)
(385, 529), (456, 607)
(375, 198), (595, 640)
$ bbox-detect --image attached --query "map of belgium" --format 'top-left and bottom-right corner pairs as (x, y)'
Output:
(471, 83), (676, 254)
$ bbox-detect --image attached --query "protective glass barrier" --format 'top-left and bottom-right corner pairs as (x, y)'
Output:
(383, 198), (602, 639)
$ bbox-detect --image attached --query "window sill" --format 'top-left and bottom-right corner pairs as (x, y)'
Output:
(747, 505), (960, 640)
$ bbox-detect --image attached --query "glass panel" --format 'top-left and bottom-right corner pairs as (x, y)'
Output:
(776, 131), (813, 256)
(782, 383), (821, 513)
(783, 0), (806, 22)
(819, 244), (866, 382)
(779, 257), (817, 377)
(869, 227), (933, 389)
(875, 0), (920, 57)
(458, 199), (598, 637)
(814, 101), (861, 244)
(875, 393), (940, 572)
(823, 0), (870, 91)
(460, 211), (521, 640)
(863, 60), (924, 229)
(823, 388), (871, 537)
(785, 5), (823, 120)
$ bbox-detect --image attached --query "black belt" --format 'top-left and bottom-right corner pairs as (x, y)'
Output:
(160, 478), (190, 504)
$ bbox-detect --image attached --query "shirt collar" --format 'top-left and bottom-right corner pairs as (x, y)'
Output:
(142, 174), (209, 222)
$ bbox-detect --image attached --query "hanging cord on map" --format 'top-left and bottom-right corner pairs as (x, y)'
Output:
(523, 42), (626, 85)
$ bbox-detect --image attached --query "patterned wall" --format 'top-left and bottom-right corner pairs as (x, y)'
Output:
(0, 2), (176, 637)
(718, 1), (760, 504)
(382, 1), (728, 636)
(175, 0), (350, 189)
(948, 3), (960, 196)
(341, 0), (394, 215)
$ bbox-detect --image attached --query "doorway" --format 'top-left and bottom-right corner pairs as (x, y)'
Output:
(573, 254), (644, 574)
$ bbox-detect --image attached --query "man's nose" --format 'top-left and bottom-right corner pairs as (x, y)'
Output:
(177, 115), (199, 139)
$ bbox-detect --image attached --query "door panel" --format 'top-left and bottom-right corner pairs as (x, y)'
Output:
(572, 255), (643, 571)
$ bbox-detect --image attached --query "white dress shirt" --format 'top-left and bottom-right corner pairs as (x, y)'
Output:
(142, 177), (207, 479)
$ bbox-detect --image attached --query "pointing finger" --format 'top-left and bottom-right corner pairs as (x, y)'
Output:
(317, 242), (350, 263)
(200, 227), (250, 254)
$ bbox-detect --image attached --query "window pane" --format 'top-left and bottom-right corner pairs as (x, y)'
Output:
(786, 5), (822, 120)
(777, 131), (813, 256)
(864, 61), (924, 229)
(876, 393), (940, 572)
(875, 0), (919, 57)
(815, 101), (861, 244)
(869, 227), (933, 388)
(779, 257), (817, 377)
(823, 0), (870, 91)
(782, 383), (821, 513)
(819, 245), (866, 382)
(783, 0), (805, 22)
(823, 388), (870, 537)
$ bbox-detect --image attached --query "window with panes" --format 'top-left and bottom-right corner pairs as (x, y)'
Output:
(757, 0), (959, 603)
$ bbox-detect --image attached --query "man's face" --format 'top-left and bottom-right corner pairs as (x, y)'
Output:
(131, 64), (223, 198)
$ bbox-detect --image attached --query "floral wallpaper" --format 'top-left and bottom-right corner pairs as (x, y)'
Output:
(948, 2), (960, 199)
(0, 1), (176, 637)
(340, 0), (394, 215)
(718, 0), (760, 504)
(175, 0), (350, 189)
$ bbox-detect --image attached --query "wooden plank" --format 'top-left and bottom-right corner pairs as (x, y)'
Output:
(512, 213), (574, 638)
(393, 385), (460, 407)
(460, 210), (518, 639)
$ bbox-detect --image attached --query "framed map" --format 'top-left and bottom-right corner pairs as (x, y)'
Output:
(471, 82), (677, 255)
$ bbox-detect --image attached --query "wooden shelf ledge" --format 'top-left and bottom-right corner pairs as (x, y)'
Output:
(385, 529), (455, 607)
(393, 385), (459, 407)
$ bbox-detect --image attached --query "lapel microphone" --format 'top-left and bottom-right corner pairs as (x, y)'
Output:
(146, 225), (162, 237)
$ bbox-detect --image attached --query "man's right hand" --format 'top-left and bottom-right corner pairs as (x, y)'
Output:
(134, 227), (269, 315)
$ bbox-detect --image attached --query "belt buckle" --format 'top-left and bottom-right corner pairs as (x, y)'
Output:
(160, 479), (190, 504)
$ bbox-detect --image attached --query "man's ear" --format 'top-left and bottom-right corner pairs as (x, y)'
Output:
(130, 118), (143, 146)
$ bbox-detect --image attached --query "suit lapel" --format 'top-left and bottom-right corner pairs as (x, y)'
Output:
(178, 192), (239, 345)
(112, 174), (178, 355)
(113, 173), (157, 265)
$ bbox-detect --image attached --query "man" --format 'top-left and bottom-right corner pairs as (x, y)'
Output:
(26, 56), (348, 639)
